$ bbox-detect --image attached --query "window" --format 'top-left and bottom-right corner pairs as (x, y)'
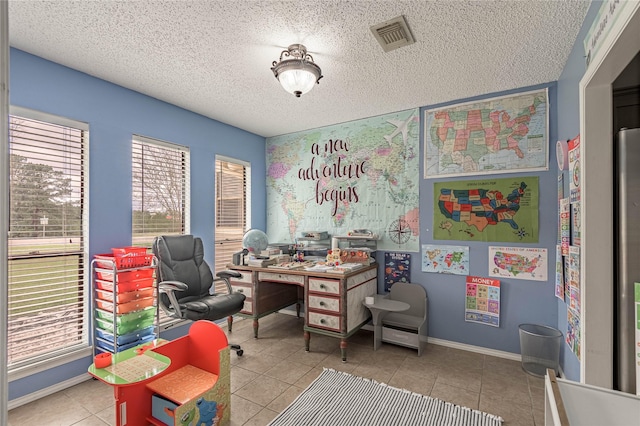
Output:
(214, 156), (250, 292)
(8, 107), (89, 373)
(132, 135), (190, 326)
(132, 135), (190, 247)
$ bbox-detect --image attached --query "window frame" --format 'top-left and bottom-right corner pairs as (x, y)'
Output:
(214, 156), (250, 284)
(7, 106), (91, 381)
(131, 134), (190, 329)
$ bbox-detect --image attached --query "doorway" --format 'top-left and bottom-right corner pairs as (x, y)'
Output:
(581, 4), (640, 388)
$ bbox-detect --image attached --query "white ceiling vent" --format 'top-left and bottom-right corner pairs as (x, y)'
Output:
(370, 15), (415, 53)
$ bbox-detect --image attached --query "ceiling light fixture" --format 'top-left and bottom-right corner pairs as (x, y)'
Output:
(271, 44), (323, 98)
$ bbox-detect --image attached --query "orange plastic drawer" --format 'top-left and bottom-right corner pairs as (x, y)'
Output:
(95, 277), (154, 293)
(95, 297), (155, 314)
(95, 288), (154, 304)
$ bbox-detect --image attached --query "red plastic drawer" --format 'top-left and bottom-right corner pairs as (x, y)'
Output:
(95, 251), (154, 269)
(95, 297), (155, 314)
(95, 288), (154, 303)
(95, 267), (154, 283)
(95, 277), (154, 293)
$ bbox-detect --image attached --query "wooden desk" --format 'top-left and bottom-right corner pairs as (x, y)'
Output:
(229, 263), (377, 361)
(363, 295), (410, 350)
(88, 321), (230, 426)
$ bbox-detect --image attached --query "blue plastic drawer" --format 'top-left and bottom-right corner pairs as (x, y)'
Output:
(96, 333), (156, 353)
(95, 326), (155, 345)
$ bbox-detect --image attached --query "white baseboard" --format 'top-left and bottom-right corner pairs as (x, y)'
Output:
(426, 336), (521, 362)
(8, 374), (91, 411)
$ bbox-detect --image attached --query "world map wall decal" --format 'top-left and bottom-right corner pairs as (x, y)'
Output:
(266, 108), (420, 252)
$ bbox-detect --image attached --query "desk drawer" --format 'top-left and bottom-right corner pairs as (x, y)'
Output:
(308, 294), (340, 313)
(308, 278), (340, 295)
(308, 311), (341, 332)
(231, 284), (252, 299)
(230, 270), (253, 284)
(258, 271), (304, 285)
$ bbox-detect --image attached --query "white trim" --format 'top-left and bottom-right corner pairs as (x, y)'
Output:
(579, 2), (640, 388)
(8, 348), (93, 382)
(426, 336), (521, 362)
(9, 105), (89, 131)
(215, 154), (250, 168)
(1, 0), (10, 422)
(7, 373), (91, 411)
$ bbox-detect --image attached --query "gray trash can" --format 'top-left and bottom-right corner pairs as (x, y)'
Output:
(518, 323), (562, 377)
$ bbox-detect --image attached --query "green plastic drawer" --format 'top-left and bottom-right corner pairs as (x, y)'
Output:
(95, 306), (156, 334)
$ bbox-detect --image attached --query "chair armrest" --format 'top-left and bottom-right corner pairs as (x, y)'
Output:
(214, 270), (242, 294)
(158, 280), (188, 318)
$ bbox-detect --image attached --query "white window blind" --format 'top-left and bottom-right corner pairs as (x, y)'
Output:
(214, 156), (250, 293)
(132, 135), (190, 326)
(132, 135), (190, 247)
(8, 108), (89, 370)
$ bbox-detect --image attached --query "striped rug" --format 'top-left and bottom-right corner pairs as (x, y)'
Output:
(268, 368), (504, 426)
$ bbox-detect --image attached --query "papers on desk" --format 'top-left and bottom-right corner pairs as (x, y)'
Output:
(268, 261), (314, 270)
(304, 263), (364, 273)
(304, 264), (335, 272)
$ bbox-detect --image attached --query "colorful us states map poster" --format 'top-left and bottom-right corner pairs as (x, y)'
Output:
(488, 246), (548, 281)
(465, 276), (500, 327)
(421, 244), (469, 275)
(424, 88), (548, 178)
(265, 109), (420, 251)
(433, 176), (539, 243)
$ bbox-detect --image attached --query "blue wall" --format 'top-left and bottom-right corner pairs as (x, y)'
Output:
(401, 83), (558, 356)
(8, 48), (266, 400)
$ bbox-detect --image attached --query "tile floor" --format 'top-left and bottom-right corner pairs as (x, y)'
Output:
(8, 313), (545, 426)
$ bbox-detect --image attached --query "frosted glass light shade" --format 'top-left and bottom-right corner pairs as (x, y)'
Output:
(277, 66), (319, 97)
(271, 44), (323, 97)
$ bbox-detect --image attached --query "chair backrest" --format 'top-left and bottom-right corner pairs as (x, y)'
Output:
(388, 282), (427, 319)
(153, 235), (214, 301)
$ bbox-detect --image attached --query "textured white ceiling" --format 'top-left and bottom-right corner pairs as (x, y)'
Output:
(8, 1), (590, 138)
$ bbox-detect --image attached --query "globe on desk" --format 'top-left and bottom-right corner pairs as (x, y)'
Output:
(242, 229), (269, 255)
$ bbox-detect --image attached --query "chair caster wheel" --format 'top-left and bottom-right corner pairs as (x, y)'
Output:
(236, 349), (244, 356)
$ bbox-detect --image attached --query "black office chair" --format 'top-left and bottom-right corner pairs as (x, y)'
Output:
(152, 234), (246, 356)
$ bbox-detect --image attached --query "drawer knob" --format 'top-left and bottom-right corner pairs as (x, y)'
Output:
(320, 319), (326, 324)
(320, 284), (326, 289)
(237, 289), (244, 293)
(319, 301), (326, 306)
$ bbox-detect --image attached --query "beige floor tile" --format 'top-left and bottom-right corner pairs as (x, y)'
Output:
(243, 407), (280, 426)
(64, 379), (114, 415)
(93, 405), (115, 426)
(264, 359), (313, 384)
(230, 365), (260, 393)
(430, 381), (480, 410)
(480, 393), (535, 426)
(8, 391), (92, 426)
(234, 374), (291, 407)
(230, 394), (263, 426)
(70, 415), (110, 426)
(435, 365), (483, 392)
(8, 312), (546, 426)
(388, 366), (437, 395)
(266, 384), (304, 413)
